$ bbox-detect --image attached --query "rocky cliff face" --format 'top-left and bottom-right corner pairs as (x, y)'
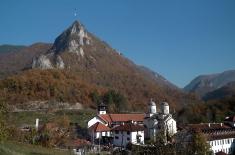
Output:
(32, 21), (91, 69)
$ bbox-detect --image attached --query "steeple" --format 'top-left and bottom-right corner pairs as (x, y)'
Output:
(145, 98), (157, 118)
(148, 98), (157, 114)
(98, 102), (107, 114)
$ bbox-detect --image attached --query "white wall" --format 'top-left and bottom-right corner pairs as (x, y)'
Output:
(131, 131), (144, 145)
(166, 118), (177, 136)
(87, 116), (106, 128)
(89, 131), (111, 140)
(98, 110), (106, 115)
(209, 138), (235, 154)
(113, 130), (144, 147)
(113, 131), (130, 147)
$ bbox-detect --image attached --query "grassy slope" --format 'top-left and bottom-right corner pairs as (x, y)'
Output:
(0, 141), (71, 155)
(0, 110), (96, 155)
(8, 109), (96, 128)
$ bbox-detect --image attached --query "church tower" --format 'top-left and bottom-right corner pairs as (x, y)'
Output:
(98, 102), (107, 114)
(147, 99), (157, 117)
(160, 102), (169, 115)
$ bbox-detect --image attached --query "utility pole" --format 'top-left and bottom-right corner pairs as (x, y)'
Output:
(99, 135), (101, 154)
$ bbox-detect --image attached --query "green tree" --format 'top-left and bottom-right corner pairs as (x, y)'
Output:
(0, 98), (8, 142)
(103, 90), (127, 112)
(90, 90), (101, 105)
(188, 131), (212, 155)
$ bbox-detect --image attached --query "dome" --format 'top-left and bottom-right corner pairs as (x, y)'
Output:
(161, 102), (169, 115)
(148, 99), (157, 114)
(99, 102), (106, 107)
(149, 99), (156, 106)
(161, 102), (169, 106)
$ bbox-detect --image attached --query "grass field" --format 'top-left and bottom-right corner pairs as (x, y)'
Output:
(0, 141), (71, 155)
(1, 109), (97, 155)
(7, 109), (96, 128)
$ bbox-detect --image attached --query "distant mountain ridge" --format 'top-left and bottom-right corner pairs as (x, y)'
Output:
(0, 43), (51, 78)
(0, 44), (26, 53)
(184, 70), (235, 98)
(203, 81), (235, 101)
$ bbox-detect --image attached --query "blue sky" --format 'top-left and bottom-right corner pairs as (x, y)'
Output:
(0, 0), (235, 87)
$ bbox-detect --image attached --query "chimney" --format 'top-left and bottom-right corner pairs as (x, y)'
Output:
(35, 118), (39, 131)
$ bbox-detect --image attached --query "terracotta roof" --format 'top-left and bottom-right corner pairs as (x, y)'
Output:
(215, 151), (228, 155)
(112, 123), (144, 132)
(88, 122), (110, 132)
(188, 123), (230, 131)
(187, 123), (235, 141)
(98, 113), (144, 124)
(224, 116), (235, 122)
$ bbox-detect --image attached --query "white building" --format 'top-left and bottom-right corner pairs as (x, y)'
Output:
(112, 123), (145, 147)
(88, 103), (144, 129)
(209, 137), (235, 155)
(185, 117), (235, 155)
(144, 100), (177, 141)
(87, 102), (144, 145)
(88, 122), (111, 144)
(87, 100), (177, 146)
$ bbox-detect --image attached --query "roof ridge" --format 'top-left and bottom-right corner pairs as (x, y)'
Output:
(108, 113), (113, 123)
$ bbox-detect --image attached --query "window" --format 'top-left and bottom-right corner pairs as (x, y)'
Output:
(115, 136), (119, 139)
(127, 137), (130, 141)
(127, 131), (130, 135)
(136, 135), (141, 143)
(115, 130), (119, 134)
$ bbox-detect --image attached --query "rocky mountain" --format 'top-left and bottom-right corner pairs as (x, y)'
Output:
(0, 20), (196, 111)
(203, 81), (235, 101)
(184, 70), (235, 98)
(32, 21), (90, 69)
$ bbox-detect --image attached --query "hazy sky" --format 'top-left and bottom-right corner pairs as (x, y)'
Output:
(0, 0), (235, 87)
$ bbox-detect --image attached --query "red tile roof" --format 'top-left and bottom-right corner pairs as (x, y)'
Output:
(215, 151), (228, 155)
(112, 123), (144, 132)
(88, 122), (110, 132)
(188, 123), (230, 131)
(224, 116), (235, 122)
(187, 123), (235, 141)
(98, 113), (144, 124)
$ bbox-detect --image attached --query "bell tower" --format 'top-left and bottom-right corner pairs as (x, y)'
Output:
(98, 102), (107, 114)
(146, 98), (157, 117)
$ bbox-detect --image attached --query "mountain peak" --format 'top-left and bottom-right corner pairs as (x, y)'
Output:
(51, 20), (90, 55)
(32, 21), (92, 69)
(70, 20), (84, 35)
